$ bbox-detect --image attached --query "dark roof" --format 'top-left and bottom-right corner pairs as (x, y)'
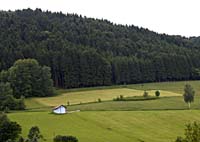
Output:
(53, 105), (66, 110)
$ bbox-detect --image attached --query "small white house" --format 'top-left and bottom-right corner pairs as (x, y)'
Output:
(53, 105), (67, 114)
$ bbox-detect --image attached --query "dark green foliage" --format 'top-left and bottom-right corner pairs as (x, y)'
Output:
(113, 95), (124, 101)
(0, 113), (22, 142)
(67, 101), (70, 106)
(0, 9), (200, 88)
(18, 136), (24, 142)
(119, 95), (124, 100)
(53, 135), (78, 142)
(175, 137), (184, 142)
(8, 59), (55, 98)
(98, 98), (101, 103)
(183, 84), (195, 109)
(27, 126), (44, 142)
(155, 90), (160, 97)
(0, 82), (25, 111)
(0, 58), (54, 109)
(175, 122), (200, 142)
(113, 96), (120, 101)
(113, 96), (158, 101)
(17, 126), (44, 142)
(0, 95), (25, 111)
(0, 82), (12, 97)
(0, 70), (9, 83)
(191, 68), (200, 79)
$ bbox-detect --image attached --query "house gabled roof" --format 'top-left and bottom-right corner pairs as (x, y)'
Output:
(53, 105), (66, 110)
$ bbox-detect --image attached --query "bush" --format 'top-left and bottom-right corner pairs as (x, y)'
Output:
(17, 126), (44, 142)
(114, 96), (120, 101)
(155, 90), (160, 97)
(4, 106), (9, 113)
(98, 98), (101, 102)
(54, 135), (78, 142)
(143, 91), (148, 97)
(119, 95), (124, 100)
(28, 126), (40, 139)
(113, 95), (124, 101)
(0, 113), (22, 142)
(0, 95), (25, 111)
(0, 82), (12, 96)
(175, 121), (200, 142)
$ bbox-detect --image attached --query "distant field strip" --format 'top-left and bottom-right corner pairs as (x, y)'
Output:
(127, 80), (200, 94)
(32, 88), (181, 107)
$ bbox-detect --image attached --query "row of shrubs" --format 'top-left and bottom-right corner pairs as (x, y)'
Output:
(54, 135), (78, 142)
(143, 90), (160, 97)
(113, 90), (160, 101)
(66, 90), (161, 105)
(113, 95), (158, 101)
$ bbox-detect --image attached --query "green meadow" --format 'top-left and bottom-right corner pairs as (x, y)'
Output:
(9, 81), (200, 142)
(8, 110), (200, 142)
(32, 88), (180, 107)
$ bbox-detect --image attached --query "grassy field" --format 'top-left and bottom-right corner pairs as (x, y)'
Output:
(55, 80), (200, 94)
(8, 110), (200, 142)
(127, 80), (200, 94)
(32, 88), (181, 107)
(67, 96), (200, 111)
(8, 81), (200, 142)
(25, 80), (200, 109)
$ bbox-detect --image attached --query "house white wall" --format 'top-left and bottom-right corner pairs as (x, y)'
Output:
(53, 106), (66, 114)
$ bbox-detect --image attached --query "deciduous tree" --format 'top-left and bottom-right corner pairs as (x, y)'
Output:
(183, 84), (195, 109)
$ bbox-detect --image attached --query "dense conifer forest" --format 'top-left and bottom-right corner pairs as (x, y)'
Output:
(1, 8), (200, 88)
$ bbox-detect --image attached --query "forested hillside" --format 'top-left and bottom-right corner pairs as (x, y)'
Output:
(1, 8), (200, 88)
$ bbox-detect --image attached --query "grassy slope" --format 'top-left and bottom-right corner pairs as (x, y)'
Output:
(25, 80), (200, 109)
(127, 80), (200, 94)
(55, 80), (200, 94)
(25, 98), (46, 109)
(11, 80), (200, 142)
(33, 89), (180, 107)
(8, 110), (200, 142)
(67, 96), (200, 111)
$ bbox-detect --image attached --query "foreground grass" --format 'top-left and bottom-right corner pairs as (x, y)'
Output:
(9, 110), (200, 142)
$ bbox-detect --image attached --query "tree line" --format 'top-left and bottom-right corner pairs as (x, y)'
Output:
(1, 9), (200, 89)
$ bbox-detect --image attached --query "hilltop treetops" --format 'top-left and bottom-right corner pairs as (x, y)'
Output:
(0, 9), (200, 89)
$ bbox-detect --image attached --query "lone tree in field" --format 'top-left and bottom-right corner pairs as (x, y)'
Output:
(27, 126), (44, 142)
(183, 84), (195, 109)
(155, 90), (160, 97)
